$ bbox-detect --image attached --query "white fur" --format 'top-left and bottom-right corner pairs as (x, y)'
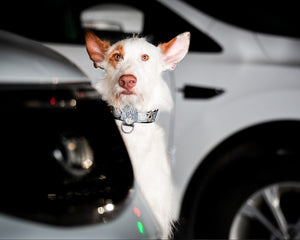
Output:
(98, 38), (173, 112)
(85, 31), (190, 239)
(118, 121), (173, 238)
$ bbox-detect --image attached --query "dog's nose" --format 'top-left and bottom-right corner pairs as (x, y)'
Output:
(119, 74), (137, 90)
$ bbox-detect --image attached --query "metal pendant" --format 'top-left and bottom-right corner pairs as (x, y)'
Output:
(119, 106), (138, 134)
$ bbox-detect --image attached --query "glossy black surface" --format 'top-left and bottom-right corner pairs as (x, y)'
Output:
(180, 85), (225, 99)
(0, 83), (133, 226)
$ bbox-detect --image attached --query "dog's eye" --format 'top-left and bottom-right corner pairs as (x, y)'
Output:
(141, 54), (149, 61)
(114, 54), (121, 61)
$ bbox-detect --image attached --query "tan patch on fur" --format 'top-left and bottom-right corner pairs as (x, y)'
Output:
(158, 32), (191, 55)
(108, 44), (124, 69)
(158, 37), (177, 55)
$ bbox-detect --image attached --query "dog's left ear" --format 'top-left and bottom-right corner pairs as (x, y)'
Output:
(159, 32), (190, 71)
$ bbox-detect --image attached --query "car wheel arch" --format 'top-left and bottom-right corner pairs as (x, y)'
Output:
(176, 120), (300, 239)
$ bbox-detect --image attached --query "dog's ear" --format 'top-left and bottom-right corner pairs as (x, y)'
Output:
(85, 30), (111, 68)
(159, 32), (190, 71)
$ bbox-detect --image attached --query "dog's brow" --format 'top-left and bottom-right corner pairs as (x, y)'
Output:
(108, 45), (124, 69)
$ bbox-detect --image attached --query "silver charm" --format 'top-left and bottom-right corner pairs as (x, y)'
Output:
(120, 106), (138, 134)
(120, 106), (138, 126)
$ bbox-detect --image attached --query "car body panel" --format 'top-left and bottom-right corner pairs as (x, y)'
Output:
(257, 34), (300, 64)
(172, 56), (300, 216)
(45, 43), (102, 85)
(0, 185), (160, 239)
(0, 30), (89, 84)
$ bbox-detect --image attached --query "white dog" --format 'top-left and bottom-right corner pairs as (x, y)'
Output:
(85, 30), (190, 238)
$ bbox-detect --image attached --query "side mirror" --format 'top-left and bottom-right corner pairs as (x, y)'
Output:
(80, 4), (144, 34)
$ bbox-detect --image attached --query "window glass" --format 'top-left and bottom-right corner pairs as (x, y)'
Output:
(0, 0), (222, 52)
(185, 0), (300, 38)
(127, 1), (222, 52)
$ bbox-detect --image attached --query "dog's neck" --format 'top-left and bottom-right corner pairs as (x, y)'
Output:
(110, 105), (159, 134)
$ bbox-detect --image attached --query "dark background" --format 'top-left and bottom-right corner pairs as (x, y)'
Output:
(1, 0), (299, 51)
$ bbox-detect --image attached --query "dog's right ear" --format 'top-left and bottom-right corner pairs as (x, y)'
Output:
(84, 30), (111, 68)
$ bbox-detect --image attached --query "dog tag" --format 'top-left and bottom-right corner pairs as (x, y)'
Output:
(125, 114), (133, 125)
(119, 106), (138, 134)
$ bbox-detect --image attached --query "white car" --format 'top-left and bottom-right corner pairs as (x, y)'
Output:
(0, 30), (161, 239)
(2, 0), (300, 239)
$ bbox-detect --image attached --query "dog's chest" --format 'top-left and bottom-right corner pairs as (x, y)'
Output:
(115, 121), (168, 170)
(116, 121), (160, 153)
(115, 119), (172, 239)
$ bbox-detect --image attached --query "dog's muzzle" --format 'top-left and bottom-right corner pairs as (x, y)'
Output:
(110, 105), (159, 134)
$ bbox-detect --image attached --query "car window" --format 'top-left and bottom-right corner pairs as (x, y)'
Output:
(128, 1), (222, 52)
(0, 0), (222, 53)
(185, 0), (300, 38)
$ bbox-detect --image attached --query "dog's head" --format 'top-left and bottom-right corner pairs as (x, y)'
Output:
(85, 31), (190, 111)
